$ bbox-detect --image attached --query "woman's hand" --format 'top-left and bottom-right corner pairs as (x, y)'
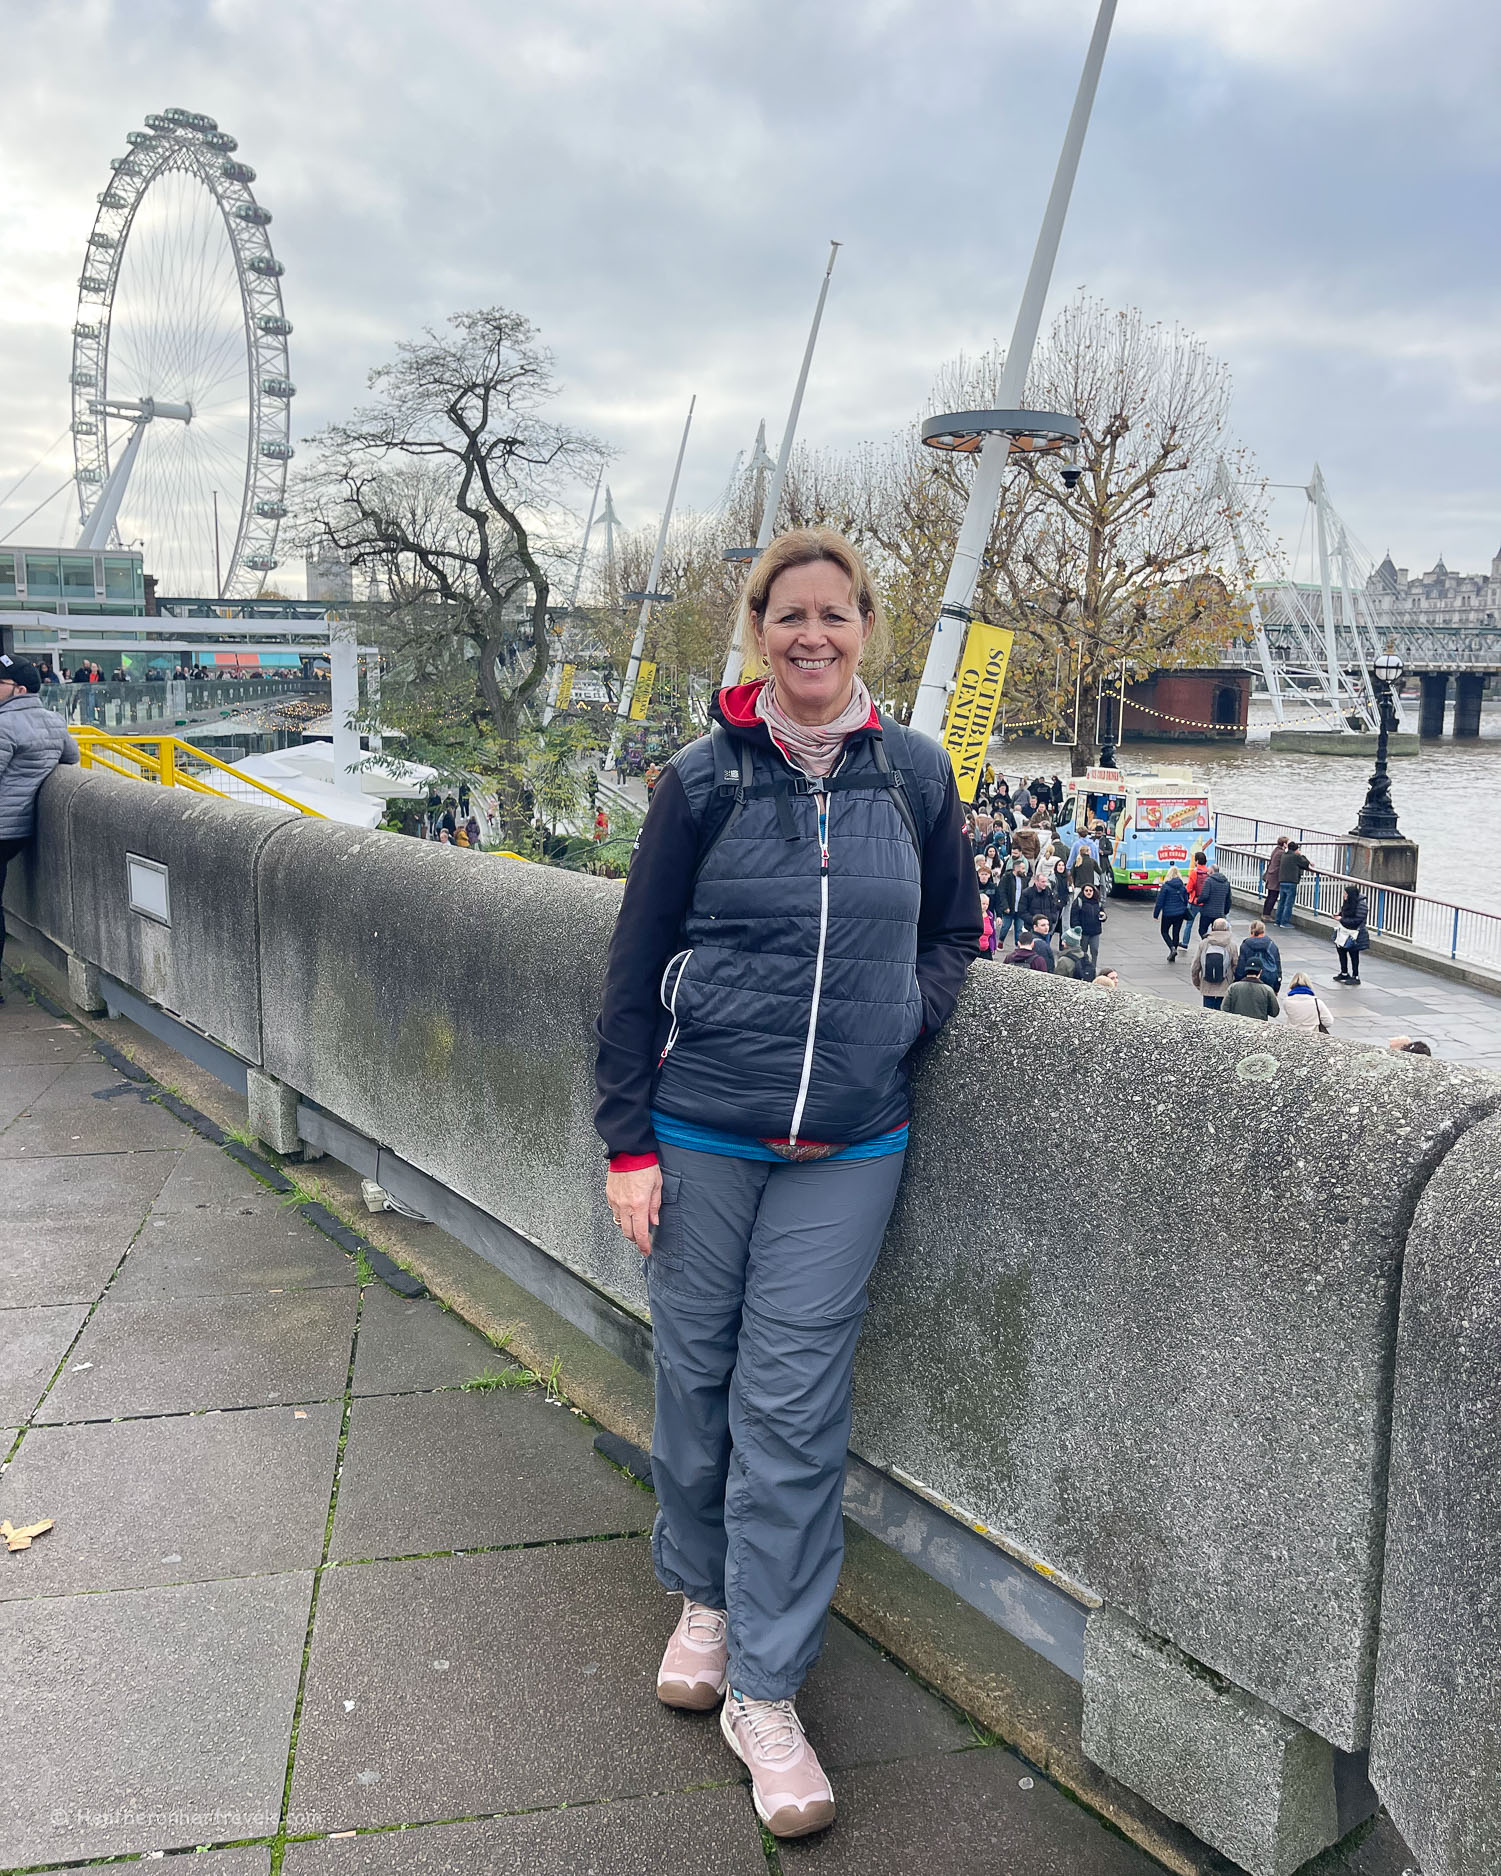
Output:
(606, 1163), (662, 1257)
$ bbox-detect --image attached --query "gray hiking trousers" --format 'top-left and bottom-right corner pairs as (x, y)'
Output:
(647, 1140), (906, 1701)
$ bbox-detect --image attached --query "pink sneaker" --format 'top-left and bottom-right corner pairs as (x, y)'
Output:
(720, 1688), (836, 1838)
(656, 1598), (729, 1711)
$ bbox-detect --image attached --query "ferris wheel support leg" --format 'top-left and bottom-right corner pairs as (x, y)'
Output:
(77, 418), (149, 550)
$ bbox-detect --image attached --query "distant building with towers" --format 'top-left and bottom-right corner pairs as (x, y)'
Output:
(1367, 548), (1500, 633)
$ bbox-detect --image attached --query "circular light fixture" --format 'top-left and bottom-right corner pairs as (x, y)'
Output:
(921, 408), (1080, 456)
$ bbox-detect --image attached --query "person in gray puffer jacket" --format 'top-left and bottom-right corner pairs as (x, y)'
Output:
(0, 657), (79, 989)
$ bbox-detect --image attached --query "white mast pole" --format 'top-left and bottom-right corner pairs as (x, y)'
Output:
(909, 0), (1117, 739)
(721, 240), (842, 688)
(611, 396), (695, 762)
(1217, 458), (1283, 725)
(1310, 465), (1348, 730)
(544, 468), (603, 725)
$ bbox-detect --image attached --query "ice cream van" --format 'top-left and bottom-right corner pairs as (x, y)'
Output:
(1056, 765), (1215, 891)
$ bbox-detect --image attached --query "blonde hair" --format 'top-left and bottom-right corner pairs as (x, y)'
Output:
(733, 527), (890, 670)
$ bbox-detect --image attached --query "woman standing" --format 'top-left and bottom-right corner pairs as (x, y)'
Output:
(1334, 884), (1370, 984)
(595, 529), (979, 1840)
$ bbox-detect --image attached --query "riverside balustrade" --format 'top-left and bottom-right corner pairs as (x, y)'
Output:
(1213, 810), (1500, 971)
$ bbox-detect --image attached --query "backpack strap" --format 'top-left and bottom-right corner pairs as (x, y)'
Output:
(671, 722), (761, 877)
(871, 714), (931, 857)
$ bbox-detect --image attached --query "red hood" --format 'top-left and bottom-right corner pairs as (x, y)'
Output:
(712, 678), (881, 734)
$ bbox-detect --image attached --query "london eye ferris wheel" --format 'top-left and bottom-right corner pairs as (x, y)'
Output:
(70, 107), (295, 599)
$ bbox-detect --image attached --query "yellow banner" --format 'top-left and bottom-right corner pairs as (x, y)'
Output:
(554, 663), (575, 711)
(942, 620), (1014, 800)
(628, 659), (657, 721)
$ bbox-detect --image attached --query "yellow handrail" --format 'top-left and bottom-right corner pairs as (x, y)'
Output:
(74, 729), (324, 819)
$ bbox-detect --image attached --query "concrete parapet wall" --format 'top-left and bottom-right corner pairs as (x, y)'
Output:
(1370, 1113), (1501, 1876)
(858, 965), (1497, 1752)
(11, 769), (1500, 1874)
(67, 774), (289, 1066)
(1, 763), (92, 956)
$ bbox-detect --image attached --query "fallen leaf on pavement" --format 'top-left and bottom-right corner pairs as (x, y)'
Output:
(2, 1518), (54, 1553)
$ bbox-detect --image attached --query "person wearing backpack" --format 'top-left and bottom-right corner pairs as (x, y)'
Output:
(1191, 917), (1238, 1009)
(1194, 861), (1232, 935)
(1234, 918), (1282, 992)
(594, 528), (979, 1840)
(0, 657), (79, 996)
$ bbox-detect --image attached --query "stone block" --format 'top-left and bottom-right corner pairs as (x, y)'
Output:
(854, 965), (1501, 1749)
(65, 951), (104, 1014)
(1082, 1607), (1338, 1876)
(0, 763), (91, 955)
(256, 822), (647, 1312)
(247, 1063), (300, 1154)
(67, 772), (294, 1064)
(1369, 1112), (1501, 1876)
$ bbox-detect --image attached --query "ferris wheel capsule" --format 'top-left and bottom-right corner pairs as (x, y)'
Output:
(70, 110), (295, 598)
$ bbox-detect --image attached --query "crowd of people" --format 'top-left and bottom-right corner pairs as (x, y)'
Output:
(26, 659), (312, 686)
(418, 788), (483, 848)
(963, 766), (1423, 1045)
(965, 767), (1119, 987)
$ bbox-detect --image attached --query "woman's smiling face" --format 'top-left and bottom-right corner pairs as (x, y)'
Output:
(755, 559), (871, 725)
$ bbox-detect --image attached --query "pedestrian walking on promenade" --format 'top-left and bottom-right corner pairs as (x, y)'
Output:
(1191, 917), (1238, 1010)
(1055, 928), (1088, 979)
(1222, 958), (1280, 1021)
(0, 658), (79, 997)
(1153, 865), (1190, 959)
(1003, 916), (1055, 971)
(594, 528), (979, 1841)
(995, 856), (1029, 950)
(1234, 919), (1282, 992)
(1276, 842), (1310, 926)
(1262, 836), (1289, 919)
(1018, 866), (1057, 936)
(1333, 884), (1370, 984)
(1073, 882), (1104, 972)
(1195, 859), (1232, 936)
(1282, 972), (1334, 1035)
(1186, 847), (1209, 914)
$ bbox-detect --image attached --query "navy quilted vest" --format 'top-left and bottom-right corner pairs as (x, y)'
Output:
(652, 721), (945, 1145)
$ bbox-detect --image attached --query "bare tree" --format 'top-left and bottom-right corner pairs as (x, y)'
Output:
(295, 309), (608, 814)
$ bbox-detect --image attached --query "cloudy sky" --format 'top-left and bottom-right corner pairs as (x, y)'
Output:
(2, 0), (1498, 592)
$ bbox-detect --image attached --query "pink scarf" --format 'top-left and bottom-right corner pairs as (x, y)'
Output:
(755, 675), (874, 777)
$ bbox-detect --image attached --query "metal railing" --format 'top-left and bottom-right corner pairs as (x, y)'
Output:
(74, 729), (323, 819)
(41, 677), (329, 730)
(1213, 813), (1500, 971)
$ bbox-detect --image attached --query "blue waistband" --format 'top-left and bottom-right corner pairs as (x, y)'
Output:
(650, 1109), (909, 1164)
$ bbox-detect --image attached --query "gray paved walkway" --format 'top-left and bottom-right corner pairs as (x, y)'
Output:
(1094, 895), (1501, 1072)
(0, 987), (1164, 1875)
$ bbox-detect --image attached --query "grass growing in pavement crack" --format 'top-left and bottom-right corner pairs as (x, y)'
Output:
(759, 1821), (786, 1872)
(459, 1367), (530, 1392)
(269, 1286), (364, 1876)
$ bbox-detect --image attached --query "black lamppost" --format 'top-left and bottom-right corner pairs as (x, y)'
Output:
(1098, 661), (1123, 769)
(1353, 653), (1404, 839)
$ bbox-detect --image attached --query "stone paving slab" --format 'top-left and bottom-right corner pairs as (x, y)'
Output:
(19, 1057), (133, 1108)
(0, 1025), (94, 1065)
(0, 1401), (342, 1599)
(0, 1303), (88, 1422)
(329, 1387), (652, 1560)
(778, 1743), (1162, 1873)
(799, 1615), (973, 1767)
(0, 1570), (312, 1866)
(6, 1145), (179, 1221)
(34, 1287), (358, 1421)
(0, 1061), (68, 1126)
(2, 1088), (196, 1156)
(151, 1140), (287, 1212)
(0, 1217), (133, 1307)
(282, 1788), (769, 1874)
(109, 1206), (360, 1303)
(292, 1538), (971, 1834)
(292, 1542), (735, 1830)
(0, 1000), (85, 1037)
(350, 1283), (502, 1396)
